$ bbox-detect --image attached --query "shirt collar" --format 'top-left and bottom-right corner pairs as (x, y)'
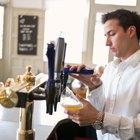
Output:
(113, 49), (140, 67)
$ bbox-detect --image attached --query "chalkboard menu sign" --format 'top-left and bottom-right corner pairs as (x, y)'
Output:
(18, 15), (38, 55)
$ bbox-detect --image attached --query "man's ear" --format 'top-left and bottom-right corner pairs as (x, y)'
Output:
(127, 26), (136, 38)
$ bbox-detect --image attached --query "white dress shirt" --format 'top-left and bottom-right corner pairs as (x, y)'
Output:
(87, 49), (140, 140)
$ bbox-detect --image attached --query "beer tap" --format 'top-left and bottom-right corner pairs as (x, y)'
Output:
(46, 37), (66, 115)
(54, 40), (67, 111)
(46, 42), (55, 115)
(0, 36), (95, 140)
(45, 37), (95, 115)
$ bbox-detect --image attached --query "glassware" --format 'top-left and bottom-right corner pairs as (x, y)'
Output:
(60, 87), (83, 111)
(71, 79), (87, 98)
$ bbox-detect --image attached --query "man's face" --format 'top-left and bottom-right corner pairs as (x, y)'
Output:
(104, 19), (131, 60)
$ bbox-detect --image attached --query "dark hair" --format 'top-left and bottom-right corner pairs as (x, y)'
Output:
(102, 9), (140, 41)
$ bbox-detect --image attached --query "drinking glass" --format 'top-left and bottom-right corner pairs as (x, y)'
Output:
(60, 87), (83, 111)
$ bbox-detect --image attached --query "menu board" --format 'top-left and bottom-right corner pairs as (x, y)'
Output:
(18, 15), (38, 55)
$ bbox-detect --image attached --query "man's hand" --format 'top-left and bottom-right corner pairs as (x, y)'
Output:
(66, 64), (102, 90)
(64, 95), (99, 126)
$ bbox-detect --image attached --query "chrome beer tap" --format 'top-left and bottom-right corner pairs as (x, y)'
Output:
(45, 37), (94, 115)
(46, 37), (66, 114)
(0, 37), (94, 140)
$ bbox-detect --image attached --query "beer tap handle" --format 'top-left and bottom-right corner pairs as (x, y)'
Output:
(46, 43), (55, 80)
(64, 67), (94, 75)
(46, 80), (55, 114)
(54, 38), (65, 73)
(46, 43), (55, 115)
(54, 37), (66, 111)
(63, 67), (94, 96)
(60, 43), (67, 92)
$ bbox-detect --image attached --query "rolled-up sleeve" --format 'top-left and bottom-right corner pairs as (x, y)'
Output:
(86, 84), (105, 111)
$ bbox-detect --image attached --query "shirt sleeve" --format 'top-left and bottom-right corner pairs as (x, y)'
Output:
(86, 86), (140, 139)
(86, 84), (105, 111)
(102, 112), (140, 139)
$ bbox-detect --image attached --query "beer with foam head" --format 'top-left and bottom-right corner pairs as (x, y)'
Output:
(61, 102), (83, 111)
(61, 87), (83, 111)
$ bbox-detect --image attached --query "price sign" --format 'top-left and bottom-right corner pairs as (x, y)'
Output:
(18, 15), (38, 55)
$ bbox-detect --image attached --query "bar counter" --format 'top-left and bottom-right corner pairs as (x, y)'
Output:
(0, 100), (67, 140)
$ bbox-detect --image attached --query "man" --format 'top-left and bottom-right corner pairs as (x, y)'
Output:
(65, 9), (140, 140)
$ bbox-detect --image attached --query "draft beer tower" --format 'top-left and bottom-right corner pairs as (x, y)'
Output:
(0, 37), (67, 140)
(0, 37), (93, 140)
